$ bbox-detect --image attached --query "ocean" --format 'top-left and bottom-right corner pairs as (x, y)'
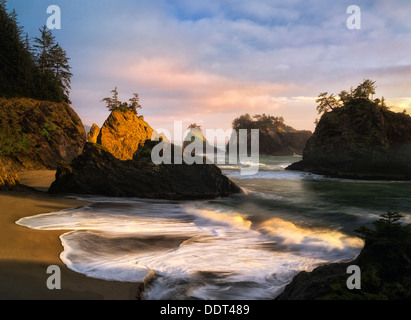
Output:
(16, 156), (411, 299)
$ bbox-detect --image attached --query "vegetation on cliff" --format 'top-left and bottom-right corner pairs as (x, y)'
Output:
(287, 80), (411, 179)
(101, 87), (142, 115)
(0, 1), (72, 102)
(0, 97), (85, 171)
(276, 212), (411, 300)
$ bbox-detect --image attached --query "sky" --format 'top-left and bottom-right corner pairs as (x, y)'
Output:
(9, 0), (411, 137)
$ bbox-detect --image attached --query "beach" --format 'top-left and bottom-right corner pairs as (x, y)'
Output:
(0, 170), (144, 300)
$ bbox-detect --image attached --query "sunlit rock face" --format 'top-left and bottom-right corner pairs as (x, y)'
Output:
(96, 107), (154, 160)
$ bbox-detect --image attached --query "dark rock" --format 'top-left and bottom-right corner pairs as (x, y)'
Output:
(286, 99), (411, 180)
(49, 142), (242, 200)
(227, 129), (312, 156)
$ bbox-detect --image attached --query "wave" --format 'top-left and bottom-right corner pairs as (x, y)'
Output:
(16, 200), (364, 299)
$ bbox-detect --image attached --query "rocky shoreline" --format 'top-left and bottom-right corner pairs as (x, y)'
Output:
(276, 213), (411, 300)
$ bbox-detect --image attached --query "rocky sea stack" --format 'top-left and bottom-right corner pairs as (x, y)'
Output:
(228, 114), (312, 156)
(287, 96), (411, 180)
(51, 108), (241, 199)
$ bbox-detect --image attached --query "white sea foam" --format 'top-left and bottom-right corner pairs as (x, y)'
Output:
(16, 199), (363, 300)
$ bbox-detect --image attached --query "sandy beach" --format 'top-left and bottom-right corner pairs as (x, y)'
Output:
(0, 170), (144, 300)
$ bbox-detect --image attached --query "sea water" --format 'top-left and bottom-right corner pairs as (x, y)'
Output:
(16, 156), (411, 299)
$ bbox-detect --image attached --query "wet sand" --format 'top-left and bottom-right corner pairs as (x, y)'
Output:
(0, 171), (144, 300)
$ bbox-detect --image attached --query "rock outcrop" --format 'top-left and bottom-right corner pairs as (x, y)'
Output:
(287, 99), (411, 180)
(49, 142), (242, 199)
(0, 98), (86, 171)
(96, 107), (154, 160)
(86, 123), (100, 143)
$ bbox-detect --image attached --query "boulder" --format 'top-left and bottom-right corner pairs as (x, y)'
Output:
(49, 142), (242, 200)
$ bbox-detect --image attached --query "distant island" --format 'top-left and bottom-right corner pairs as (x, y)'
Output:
(227, 113), (312, 156)
(287, 79), (411, 180)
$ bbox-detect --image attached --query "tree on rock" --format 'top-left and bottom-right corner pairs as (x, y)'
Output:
(102, 88), (143, 115)
(316, 79), (384, 115)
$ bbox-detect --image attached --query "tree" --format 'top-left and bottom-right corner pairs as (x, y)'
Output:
(50, 42), (72, 100)
(315, 79), (383, 116)
(315, 92), (340, 114)
(128, 93), (142, 115)
(102, 87), (121, 111)
(33, 25), (56, 75)
(102, 88), (143, 114)
(187, 123), (202, 132)
(353, 79), (376, 100)
(355, 212), (405, 243)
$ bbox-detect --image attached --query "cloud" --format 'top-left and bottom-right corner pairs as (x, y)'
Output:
(14, 0), (411, 132)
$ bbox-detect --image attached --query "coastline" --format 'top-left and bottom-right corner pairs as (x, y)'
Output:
(0, 171), (145, 300)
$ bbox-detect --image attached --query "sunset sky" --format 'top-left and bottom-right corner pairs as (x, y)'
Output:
(11, 0), (411, 137)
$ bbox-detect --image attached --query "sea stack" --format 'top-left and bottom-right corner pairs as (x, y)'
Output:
(49, 108), (242, 199)
(287, 98), (411, 180)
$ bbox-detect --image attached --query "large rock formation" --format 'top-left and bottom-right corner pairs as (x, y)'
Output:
(49, 142), (241, 200)
(287, 99), (411, 180)
(0, 98), (86, 171)
(96, 107), (154, 160)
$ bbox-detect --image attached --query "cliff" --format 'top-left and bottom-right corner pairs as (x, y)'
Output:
(287, 99), (411, 180)
(0, 97), (86, 172)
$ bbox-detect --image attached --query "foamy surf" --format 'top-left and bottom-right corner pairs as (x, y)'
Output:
(16, 196), (364, 300)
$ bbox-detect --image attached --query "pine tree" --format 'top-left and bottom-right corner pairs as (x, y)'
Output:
(128, 93), (142, 114)
(102, 87), (121, 111)
(50, 42), (72, 101)
(33, 25), (56, 75)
